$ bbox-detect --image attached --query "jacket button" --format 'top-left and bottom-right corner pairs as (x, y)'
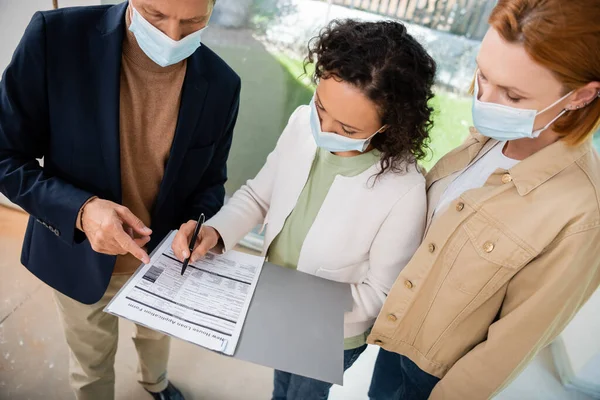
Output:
(374, 339), (384, 345)
(501, 173), (513, 184)
(428, 243), (436, 253)
(483, 241), (495, 253)
(404, 280), (414, 289)
(456, 202), (465, 211)
(387, 314), (398, 322)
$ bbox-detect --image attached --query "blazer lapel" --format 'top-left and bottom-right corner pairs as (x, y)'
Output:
(154, 51), (209, 213)
(92, 2), (127, 202)
(263, 125), (317, 250)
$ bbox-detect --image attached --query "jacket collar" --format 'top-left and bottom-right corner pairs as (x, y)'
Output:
(426, 127), (489, 189)
(96, 1), (128, 35)
(427, 127), (593, 196)
(510, 137), (592, 196)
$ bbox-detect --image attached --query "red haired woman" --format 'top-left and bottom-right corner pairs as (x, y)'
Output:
(368, 1), (600, 399)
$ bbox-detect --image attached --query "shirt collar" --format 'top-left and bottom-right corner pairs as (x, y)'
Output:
(426, 127), (489, 188)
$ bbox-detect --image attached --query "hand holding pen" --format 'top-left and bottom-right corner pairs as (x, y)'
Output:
(172, 214), (222, 272)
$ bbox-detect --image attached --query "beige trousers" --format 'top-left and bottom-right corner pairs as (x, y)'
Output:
(54, 275), (170, 400)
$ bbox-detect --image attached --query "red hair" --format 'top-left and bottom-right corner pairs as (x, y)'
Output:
(489, 0), (600, 145)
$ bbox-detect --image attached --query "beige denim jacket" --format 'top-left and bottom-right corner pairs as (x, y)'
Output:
(368, 129), (600, 399)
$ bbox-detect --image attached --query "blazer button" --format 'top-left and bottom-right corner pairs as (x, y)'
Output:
(374, 339), (384, 345)
(483, 241), (495, 253)
(428, 243), (436, 253)
(404, 280), (414, 289)
(387, 314), (398, 322)
(456, 202), (465, 212)
(501, 173), (513, 184)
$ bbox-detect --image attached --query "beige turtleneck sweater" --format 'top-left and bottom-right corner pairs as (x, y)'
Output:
(113, 8), (188, 275)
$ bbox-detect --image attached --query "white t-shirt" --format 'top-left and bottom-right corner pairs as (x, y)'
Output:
(435, 142), (519, 215)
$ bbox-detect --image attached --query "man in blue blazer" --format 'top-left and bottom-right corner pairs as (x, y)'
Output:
(0, 1), (240, 399)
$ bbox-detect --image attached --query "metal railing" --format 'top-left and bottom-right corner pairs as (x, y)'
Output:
(326, 0), (496, 40)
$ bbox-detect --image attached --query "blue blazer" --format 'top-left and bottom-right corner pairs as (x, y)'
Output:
(0, 2), (241, 304)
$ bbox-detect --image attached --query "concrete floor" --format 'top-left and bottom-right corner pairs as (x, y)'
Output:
(0, 207), (275, 400)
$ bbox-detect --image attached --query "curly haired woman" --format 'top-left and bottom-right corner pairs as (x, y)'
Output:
(172, 19), (437, 399)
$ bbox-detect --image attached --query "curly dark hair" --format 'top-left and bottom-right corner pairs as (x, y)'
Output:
(305, 19), (437, 176)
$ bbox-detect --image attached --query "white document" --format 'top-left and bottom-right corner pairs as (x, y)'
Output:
(105, 231), (265, 356)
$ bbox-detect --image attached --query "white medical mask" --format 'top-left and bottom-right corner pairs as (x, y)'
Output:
(129, 7), (206, 68)
(309, 97), (383, 153)
(472, 77), (573, 141)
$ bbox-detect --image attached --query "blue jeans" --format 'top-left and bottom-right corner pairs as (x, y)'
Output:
(369, 349), (440, 400)
(272, 344), (367, 400)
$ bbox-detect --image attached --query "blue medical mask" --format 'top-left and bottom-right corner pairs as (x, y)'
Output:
(309, 97), (383, 153)
(129, 7), (206, 68)
(472, 77), (573, 141)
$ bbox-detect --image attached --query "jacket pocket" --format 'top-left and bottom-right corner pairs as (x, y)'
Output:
(446, 215), (534, 295)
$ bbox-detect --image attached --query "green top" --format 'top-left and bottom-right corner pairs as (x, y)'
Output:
(267, 147), (380, 349)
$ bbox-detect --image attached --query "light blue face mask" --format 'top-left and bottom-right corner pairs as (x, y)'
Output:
(129, 7), (206, 68)
(472, 76), (573, 141)
(309, 97), (383, 153)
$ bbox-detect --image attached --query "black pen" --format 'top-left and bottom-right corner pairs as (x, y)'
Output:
(181, 213), (205, 276)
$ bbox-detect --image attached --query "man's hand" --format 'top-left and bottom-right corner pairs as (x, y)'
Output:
(80, 198), (152, 264)
(172, 221), (221, 263)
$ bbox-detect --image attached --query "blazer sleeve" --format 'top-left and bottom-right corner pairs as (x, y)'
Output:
(0, 12), (94, 246)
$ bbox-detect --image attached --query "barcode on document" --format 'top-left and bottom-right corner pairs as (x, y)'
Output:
(142, 266), (164, 283)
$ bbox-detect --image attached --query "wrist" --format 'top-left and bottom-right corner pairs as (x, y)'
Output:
(77, 196), (98, 232)
(208, 226), (225, 254)
(210, 226), (222, 240)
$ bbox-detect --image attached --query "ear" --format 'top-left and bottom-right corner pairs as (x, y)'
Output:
(567, 82), (600, 110)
